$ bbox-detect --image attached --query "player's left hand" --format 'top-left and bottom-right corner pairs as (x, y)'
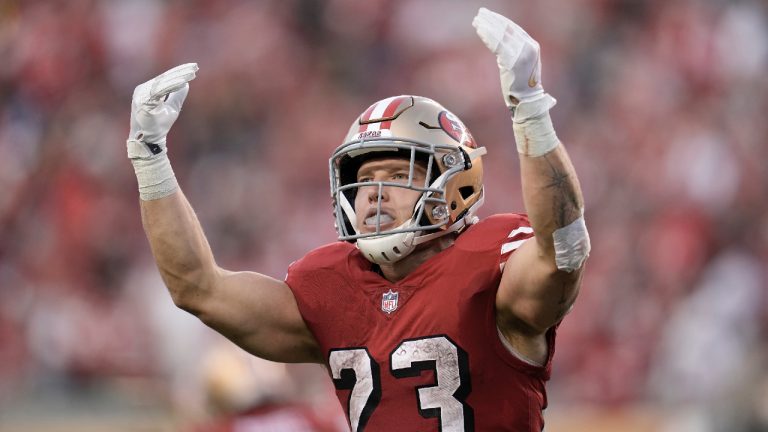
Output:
(472, 8), (547, 108)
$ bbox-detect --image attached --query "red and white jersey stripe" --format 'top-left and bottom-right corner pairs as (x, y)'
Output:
(500, 226), (534, 269)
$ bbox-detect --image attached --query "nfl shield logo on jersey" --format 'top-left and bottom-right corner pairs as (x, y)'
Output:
(381, 290), (399, 314)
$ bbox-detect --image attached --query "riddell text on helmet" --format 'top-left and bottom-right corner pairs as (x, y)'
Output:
(357, 130), (383, 140)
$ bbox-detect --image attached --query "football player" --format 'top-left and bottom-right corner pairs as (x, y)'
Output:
(127, 8), (589, 432)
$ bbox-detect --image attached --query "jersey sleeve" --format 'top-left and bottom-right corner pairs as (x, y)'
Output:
(284, 243), (354, 339)
(284, 242), (372, 351)
(495, 214), (535, 267)
(458, 213), (535, 268)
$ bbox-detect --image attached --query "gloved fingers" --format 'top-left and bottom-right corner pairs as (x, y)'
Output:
(472, 8), (506, 53)
(474, 8), (536, 46)
(149, 63), (198, 102)
(496, 31), (526, 71)
(140, 83), (189, 118)
(473, 8), (540, 63)
(132, 81), (153, 107)
(472, 8), (516, 54)
(159, 62), (199, 78)
(163, 84), (190, 112)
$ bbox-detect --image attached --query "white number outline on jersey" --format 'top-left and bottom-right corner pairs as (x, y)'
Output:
(329, 335), (474, 432)
(329, 347), (381, 432)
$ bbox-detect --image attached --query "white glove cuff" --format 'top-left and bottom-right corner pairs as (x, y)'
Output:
(130, 148), (178, 201)
(512, 94), (559, 157)
(513, 94), (556, 122)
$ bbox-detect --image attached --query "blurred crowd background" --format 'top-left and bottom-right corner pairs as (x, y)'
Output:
(1, 0), (767, 430)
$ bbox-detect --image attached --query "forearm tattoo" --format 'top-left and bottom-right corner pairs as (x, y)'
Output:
(542, 154), (581, 228)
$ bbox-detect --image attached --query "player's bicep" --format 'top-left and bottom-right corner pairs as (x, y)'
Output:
(196, 268), (322, 364)
(496, 238), (583, 335)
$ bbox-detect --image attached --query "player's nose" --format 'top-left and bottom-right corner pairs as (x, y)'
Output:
(365, 183), (389, 203)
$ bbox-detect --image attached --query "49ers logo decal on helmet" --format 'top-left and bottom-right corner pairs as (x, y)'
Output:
(438, 111), (477, 148)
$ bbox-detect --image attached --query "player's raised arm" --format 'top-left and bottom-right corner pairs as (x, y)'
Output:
(473, 9), (590, 337)
(127, 64), (321, 364)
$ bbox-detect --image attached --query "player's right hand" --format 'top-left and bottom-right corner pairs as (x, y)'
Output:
(127, 63), (198, 160)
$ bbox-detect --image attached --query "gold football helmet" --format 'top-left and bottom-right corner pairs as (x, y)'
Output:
(329, 95), (486, 264)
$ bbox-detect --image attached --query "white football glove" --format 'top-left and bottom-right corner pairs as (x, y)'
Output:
(127, 63), (198, 200)
(473, 8), (558, 156)
(127, 63), (198, 160)
(472, 8), (555, 111)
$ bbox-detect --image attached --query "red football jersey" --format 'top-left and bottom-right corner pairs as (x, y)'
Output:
(285, 214), (555, 432)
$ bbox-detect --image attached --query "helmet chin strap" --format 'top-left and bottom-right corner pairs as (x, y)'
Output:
(356, 223), (417, 264)
(338, 192), (359, 234)
(356, 193), (485, 265)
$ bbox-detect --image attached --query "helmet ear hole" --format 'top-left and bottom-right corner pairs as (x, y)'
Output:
(459, 186), (474, 200)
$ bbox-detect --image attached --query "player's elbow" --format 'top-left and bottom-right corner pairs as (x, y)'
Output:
(506, 273), (584, 335)
(498, 305), (553, 337)
(543, 272), (583, 328)
(511, 301), (574, 336)
(160, 264), (217, 316)
(523, 310), (563, 336)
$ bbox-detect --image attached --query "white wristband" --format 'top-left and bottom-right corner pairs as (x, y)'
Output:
(129, 142), (178, 201)
(552, 214), (590, 273)
(512, 94), (559, 157)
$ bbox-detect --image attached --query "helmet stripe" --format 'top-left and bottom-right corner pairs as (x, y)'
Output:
(357, 96), (408, 133)
(379, 96), (408, 130)
(358, 104), (378, 132)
